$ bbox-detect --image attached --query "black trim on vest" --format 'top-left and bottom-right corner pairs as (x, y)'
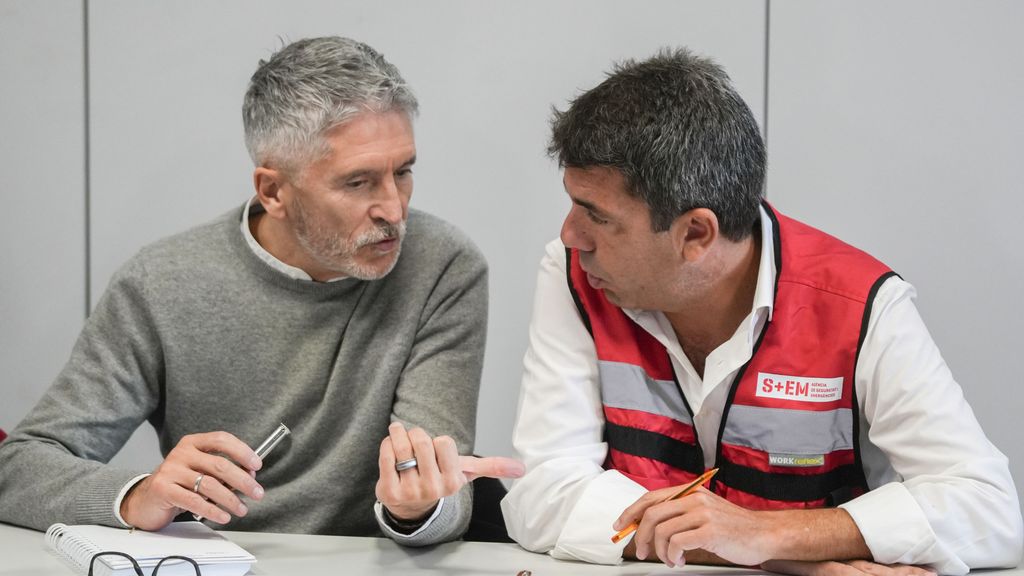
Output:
(711, 204), (776, 493)
(605, 422), (705, 475)
(826, 485), (857, 507)
(717, 459), (867, 503)
(710, 319), (770, 493)
(762, 201), (783, 309)
(854, 271), (900, 379)
(847, 270), (901, 494)
(565, 248), (594, 336)
(670, 365), (704, 464)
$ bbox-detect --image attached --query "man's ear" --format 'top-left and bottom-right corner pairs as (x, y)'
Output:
(253, 167), (290, 220)
(670, 208), (719, 262)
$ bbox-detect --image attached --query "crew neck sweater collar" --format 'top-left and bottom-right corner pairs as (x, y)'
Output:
(229, 202), (365, 296)
(240, 197), (351, 283)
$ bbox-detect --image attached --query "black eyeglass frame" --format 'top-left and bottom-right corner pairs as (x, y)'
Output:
(88, 550), (201, 575)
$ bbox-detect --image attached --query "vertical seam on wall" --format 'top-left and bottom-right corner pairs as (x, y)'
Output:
(83, 0), (91, 317)
(762, 0), (771, 196)
(765, 0), (770, 150)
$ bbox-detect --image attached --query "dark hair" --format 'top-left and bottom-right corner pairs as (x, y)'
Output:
(549, 48), (765, 240)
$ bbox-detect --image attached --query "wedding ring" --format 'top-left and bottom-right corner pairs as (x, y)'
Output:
(395, 458), (418, 472)
(193, 473), (205, 494)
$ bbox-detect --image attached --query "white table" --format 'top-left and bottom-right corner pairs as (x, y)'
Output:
(1, 522), (1019, 576)
(0, 522), (762, 576)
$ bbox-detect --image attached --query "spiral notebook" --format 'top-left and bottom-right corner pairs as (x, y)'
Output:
(45, 521), (255, 576)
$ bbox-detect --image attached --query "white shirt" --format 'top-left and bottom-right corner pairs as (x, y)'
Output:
(501, 207), (1022, 573)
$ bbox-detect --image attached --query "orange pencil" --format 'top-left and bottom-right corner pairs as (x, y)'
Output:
(610, 467), (719, 544)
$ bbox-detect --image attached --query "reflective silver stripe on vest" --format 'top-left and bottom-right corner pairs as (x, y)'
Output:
(722, 404), (854, 454)
(599, 360), (693, 425)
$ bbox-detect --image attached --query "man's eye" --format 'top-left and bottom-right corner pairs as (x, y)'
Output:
(396, 168), (413, 178)
(586, 210), (608, 225)
(346, 180), (368, 190)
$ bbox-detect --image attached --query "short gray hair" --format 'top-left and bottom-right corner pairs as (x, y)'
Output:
(549, 48), (765, 240)
(243, 36), (418, 171)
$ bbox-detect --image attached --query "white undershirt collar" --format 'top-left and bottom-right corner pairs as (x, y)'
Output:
(240, 197), (348, 283)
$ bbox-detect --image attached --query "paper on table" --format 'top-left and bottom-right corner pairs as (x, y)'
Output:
(45, 521), (254, 576)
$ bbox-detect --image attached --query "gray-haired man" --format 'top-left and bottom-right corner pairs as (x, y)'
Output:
(0, 36), (521, 545)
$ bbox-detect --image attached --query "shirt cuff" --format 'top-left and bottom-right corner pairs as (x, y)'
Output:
(840, 481), (949, 568)
(113, 474), (151, 528)
(551, 470), (648, 565)
(374, 497), (445, 539)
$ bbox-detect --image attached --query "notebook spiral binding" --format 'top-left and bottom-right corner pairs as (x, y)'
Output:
(46, 523), (103, 573)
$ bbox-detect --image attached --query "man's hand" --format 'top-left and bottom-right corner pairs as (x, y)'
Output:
(617, 485), (772, 567)
(623, 537), (729, 566)
(120, 431), (265, 531)
(762, 559), (936, 576)
(616, 483), (871, 569)
(375, 422), (525, 522)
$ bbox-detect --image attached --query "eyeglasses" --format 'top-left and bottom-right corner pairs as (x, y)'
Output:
(89, 551), (201, 575)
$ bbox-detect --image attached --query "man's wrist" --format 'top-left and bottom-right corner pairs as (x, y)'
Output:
(757, 508), (868, 562)
(381, 502), (437, 534)
(115, 474), (151, 528)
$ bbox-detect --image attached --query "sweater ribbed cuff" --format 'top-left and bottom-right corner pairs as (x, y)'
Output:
(375, 485), (472, 547)
(74, 466), (151, 527)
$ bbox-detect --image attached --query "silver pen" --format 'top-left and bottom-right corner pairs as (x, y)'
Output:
(253, 423), (291, 460)
(194, 423), (290, 521)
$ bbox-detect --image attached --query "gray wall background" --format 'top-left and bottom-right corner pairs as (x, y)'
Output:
(2, 0), (1021, 509)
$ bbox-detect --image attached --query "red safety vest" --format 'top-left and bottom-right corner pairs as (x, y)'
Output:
(567, 203), (896, 510)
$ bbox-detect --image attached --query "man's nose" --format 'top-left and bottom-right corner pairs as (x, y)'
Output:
(560, 207), (593, 252)
(371, 177), (405, 224)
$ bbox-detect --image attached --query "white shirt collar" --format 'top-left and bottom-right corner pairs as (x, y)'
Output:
(240, 197), (348, 283)
(752, 203), (777, 324)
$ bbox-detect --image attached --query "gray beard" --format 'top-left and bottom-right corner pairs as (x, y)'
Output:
(292, 198), (405, 280)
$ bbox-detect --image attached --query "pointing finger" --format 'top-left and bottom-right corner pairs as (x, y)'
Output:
(458, 456), (525, 481)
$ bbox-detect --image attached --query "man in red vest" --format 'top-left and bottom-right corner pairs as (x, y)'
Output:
(501, 48), (1022, 575)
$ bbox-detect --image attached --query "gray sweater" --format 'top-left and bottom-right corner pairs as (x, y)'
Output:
(0, 206), (487, 545)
